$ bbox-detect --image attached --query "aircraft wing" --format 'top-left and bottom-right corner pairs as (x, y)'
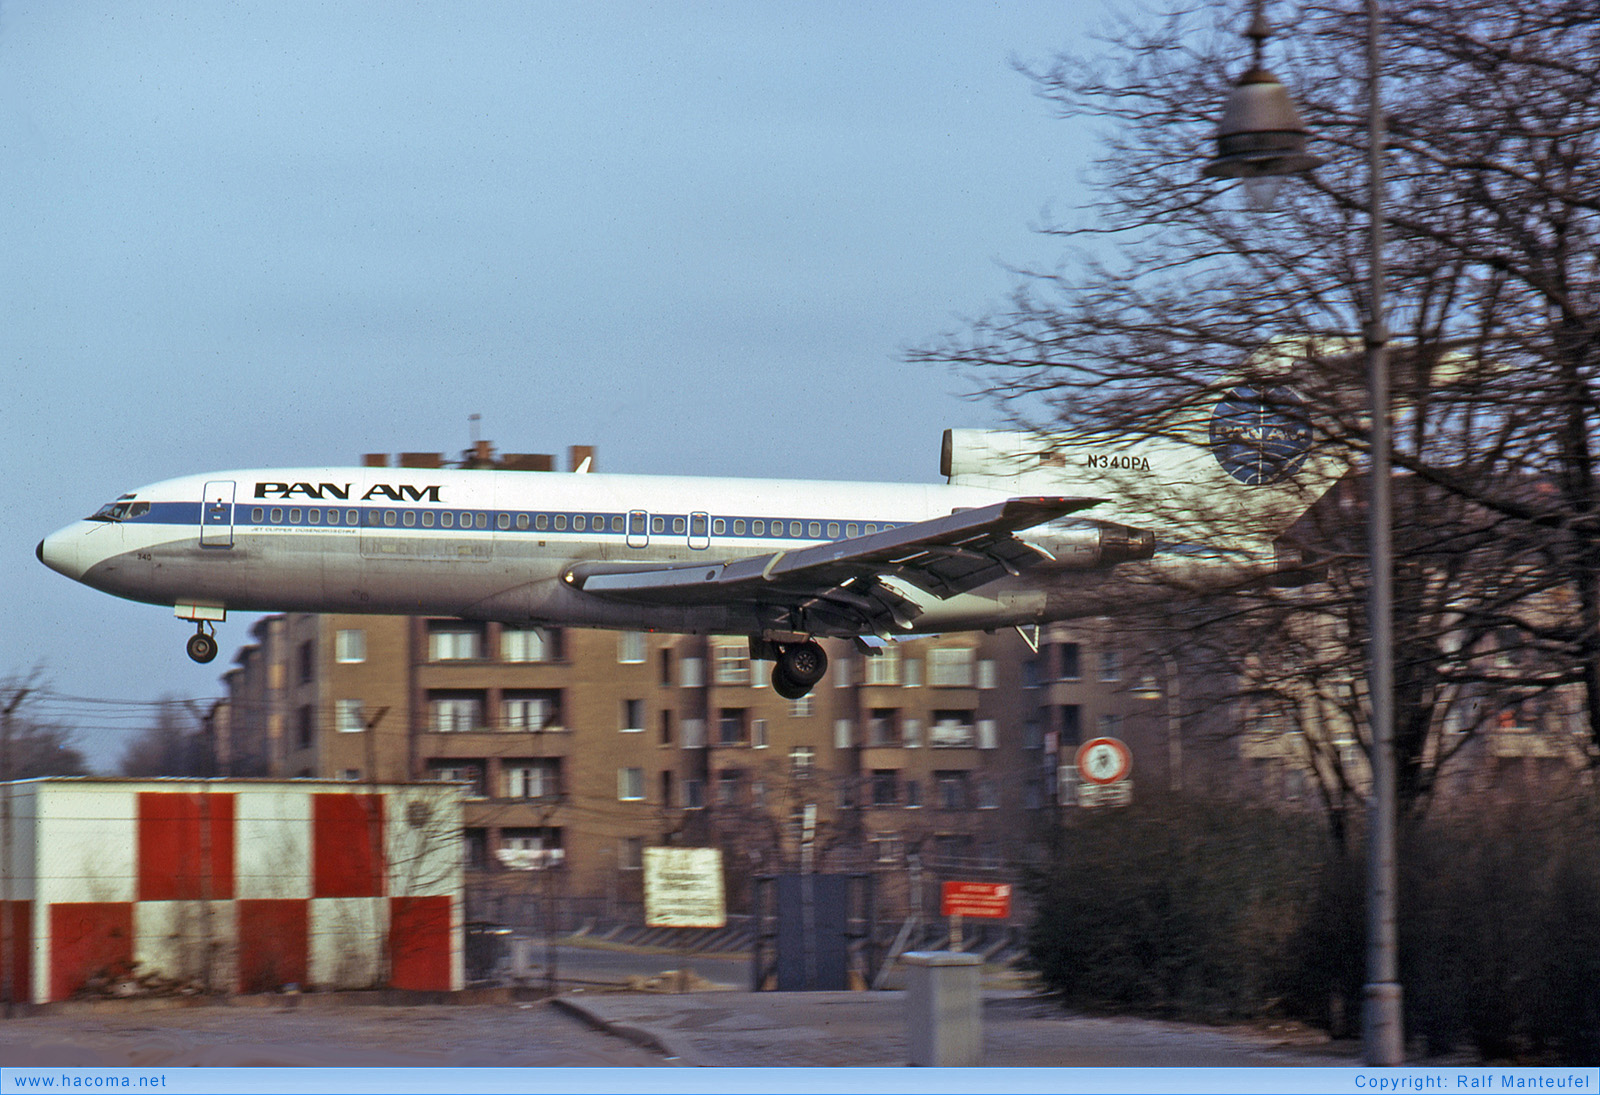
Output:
(563, 496), (1100, 636)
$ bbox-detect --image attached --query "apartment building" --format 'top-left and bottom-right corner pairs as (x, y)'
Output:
(215, 612), (1165, 914)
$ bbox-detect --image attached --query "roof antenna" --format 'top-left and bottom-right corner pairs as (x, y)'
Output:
(469, 413), (481, 446)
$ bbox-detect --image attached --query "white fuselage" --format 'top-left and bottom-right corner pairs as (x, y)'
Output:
(37, 464), (1270, 638)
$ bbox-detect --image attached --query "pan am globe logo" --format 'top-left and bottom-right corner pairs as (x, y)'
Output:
(1209, 386), (1314, 485)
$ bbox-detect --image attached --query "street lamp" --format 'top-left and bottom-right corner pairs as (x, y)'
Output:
(1202, 0), (1404, 1067)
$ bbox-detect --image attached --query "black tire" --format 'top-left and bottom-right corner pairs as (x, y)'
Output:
(186, 632), (218, 664)
(777, 640), (828, 687)
(771, 665), (813, 700)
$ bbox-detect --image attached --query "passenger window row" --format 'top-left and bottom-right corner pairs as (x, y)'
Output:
(244, 506), (898, 539)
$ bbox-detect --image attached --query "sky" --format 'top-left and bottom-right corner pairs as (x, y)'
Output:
(1, 1), (1125, 769)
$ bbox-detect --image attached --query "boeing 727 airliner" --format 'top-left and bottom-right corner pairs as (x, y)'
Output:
(37, 387), (1338, 697)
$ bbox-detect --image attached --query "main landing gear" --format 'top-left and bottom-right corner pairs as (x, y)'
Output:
(186, 622), (218, 664)
(770, 640), (828, 699)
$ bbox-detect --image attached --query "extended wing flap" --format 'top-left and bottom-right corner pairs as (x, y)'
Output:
(566, 496), (1101, 631)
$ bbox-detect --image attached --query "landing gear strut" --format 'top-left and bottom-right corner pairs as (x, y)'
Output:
(186, 622), (218, 664)
(770, 639), (827, 699)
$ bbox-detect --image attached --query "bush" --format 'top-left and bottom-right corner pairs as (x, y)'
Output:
(1026, 792), (1600, 1063)
(1022, 797), (1322, 1021)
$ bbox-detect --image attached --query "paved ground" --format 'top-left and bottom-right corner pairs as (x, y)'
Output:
(555, 987), (1359, 1067)
(0, 999), (675, 1068)
(0, 987), (1359, 1069)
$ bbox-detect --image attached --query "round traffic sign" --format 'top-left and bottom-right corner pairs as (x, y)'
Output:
(1074, 737), (1133, 785)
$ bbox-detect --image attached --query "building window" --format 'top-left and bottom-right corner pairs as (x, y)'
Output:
(429, 624), (483, 661)
(335, 629), (366, 664)
(427, 762), (485, 798)
(618, 767), (645, 801)
(296, 704), (313, 749)
(336, 699), (364, 733)
(864, 647), (901, 686)
(977, 659), (997, 690)
(681, 718), (707, 749)
(903, 658), (922, 688)
(339, 768), (361, 781)
(618, 632), (647, 664)
(930, 711), (975, 748)
(1099, 712), (1122, 737)
(752, 718), (768, 748)
(868, 709), (899, 747)
(503, 691), (560, 731)
(936, 771), (970, 810)
(716, 769), (743, 806)
(977, 776), (999, 809)
(502, 627), (554, 663)
(790, 746), (814, 779)
(1023, 717), (1042, 750)
(659, 648), (673, 686)
(789, 693), (815, 718)
(1022, 659), (1041, 689)
(904, 778), (921, 808)
(659, 709), (673, 745)
(683, 778), (705, 808)
(680, 656), (704, 688)
(717, 708), (748, 746)
(833, 657), (851, 688)
(714, 643), (751, 685)
(1058, 642), (1082, 681)
(429, 694), (483, 733)
(903, 718), (921, 748)
(834, 719), (854, 749)
(620, 836), (643, 870)
(1099, 649), (1121, 682)
(506, 759), (560, 799)
(751, 779), (767, 809)
(872, 833), (903, 864)
(1059, 704), (1082, 747)
(929, 648), (974, 687)
(871, 770), (899, 807)
(977, 719), (998, 750)
(622, 699), (645, 732)
(498, 829), (562, 868)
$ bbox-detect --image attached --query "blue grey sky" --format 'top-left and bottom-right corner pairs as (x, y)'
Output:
(3, 2), (1122, 767)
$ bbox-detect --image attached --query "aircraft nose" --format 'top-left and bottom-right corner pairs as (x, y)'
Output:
(37, 525), (88, 581)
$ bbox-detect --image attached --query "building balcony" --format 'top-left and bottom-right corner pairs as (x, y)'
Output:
(463, 798), (569, 828)
(417, 728), (573, 758)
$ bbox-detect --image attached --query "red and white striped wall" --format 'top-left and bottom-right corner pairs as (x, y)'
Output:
(0, 779), (463, 1003)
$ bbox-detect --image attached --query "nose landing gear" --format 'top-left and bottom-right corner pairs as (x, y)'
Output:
(186, 622), (219, 664)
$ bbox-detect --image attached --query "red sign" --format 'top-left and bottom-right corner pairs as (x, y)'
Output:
(940, 881), (1012, 919)
(1074, 737), (1133, 785)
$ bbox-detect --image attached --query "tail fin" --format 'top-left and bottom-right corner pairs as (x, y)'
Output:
(943, 385), (1344, 543)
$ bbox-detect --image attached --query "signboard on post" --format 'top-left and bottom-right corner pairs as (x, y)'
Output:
(1073, 736), (1133, 807)
(940, 881), (1012, 920)
(643, 847), (726, 928)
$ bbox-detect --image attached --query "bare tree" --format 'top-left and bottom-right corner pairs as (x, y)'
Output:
(119, 699), (211, 777)
(913, 0), (1600, 821)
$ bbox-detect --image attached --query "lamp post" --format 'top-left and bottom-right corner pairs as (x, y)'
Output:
(1203, 0), (1403, 1066)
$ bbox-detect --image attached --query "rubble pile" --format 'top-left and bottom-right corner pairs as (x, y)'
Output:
(74, 963), (211, 999)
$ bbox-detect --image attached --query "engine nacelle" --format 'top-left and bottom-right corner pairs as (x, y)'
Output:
(1035, 520), (1156, 569)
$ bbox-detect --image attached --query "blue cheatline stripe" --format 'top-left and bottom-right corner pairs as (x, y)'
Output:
(121, 501), (903, 542)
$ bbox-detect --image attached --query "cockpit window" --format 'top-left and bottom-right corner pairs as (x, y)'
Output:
(89, 495), (137, 522)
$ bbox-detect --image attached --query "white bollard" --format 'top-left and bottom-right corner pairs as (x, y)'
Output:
(903, 950), (982, 1066)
